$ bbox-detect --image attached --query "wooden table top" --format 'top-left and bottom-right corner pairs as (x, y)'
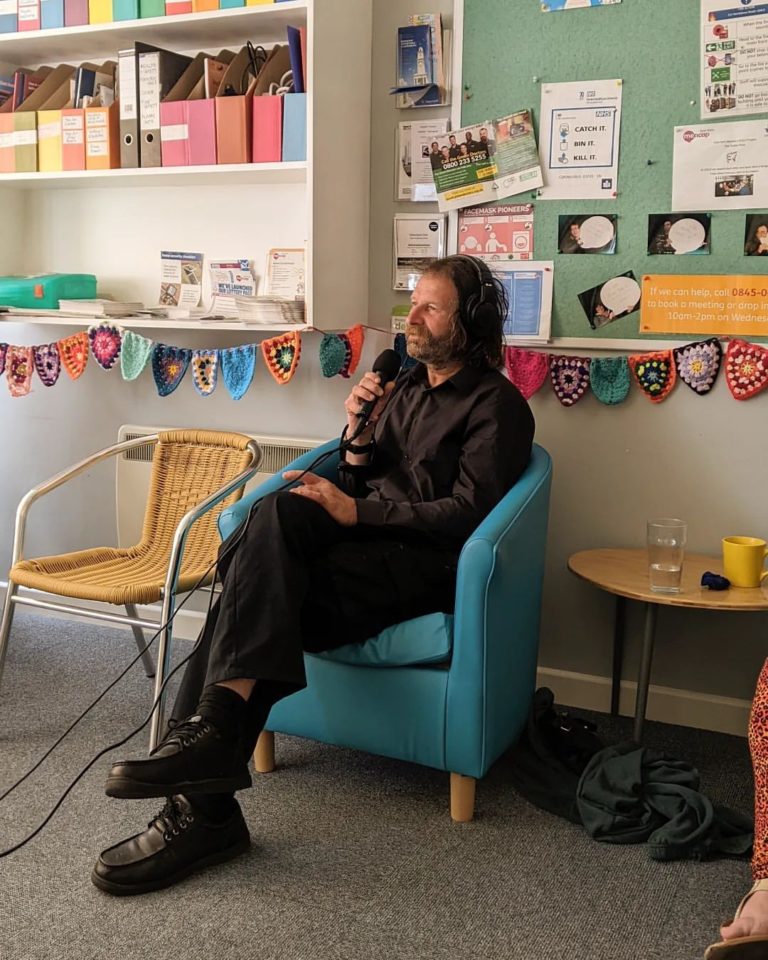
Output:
(568, 548), (768, 611)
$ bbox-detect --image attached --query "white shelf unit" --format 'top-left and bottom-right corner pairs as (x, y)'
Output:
(0, 0), (374, 332)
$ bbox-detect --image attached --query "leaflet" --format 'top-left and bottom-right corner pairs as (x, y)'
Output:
(457, 203), (534, 261)
(672, 119), (768, 211)
(429, 111), (543, 213)
(701, 0), (768, 120)
(393, 213), (446, 291)
(396, 118), (450, 201)
(488, 260), (553, 342)
(538, 79), (623, 200)
(159, 251), (203, 308)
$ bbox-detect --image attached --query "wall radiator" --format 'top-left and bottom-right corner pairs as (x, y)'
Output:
(115, 424), (321, 547)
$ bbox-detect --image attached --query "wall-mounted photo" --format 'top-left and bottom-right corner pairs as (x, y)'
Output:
(558, 214), (617, 254)
(744, 214), (768, 256)
(578, 271), (641, 330)
(714, 174), (753, 198)
(647, 213), (711, 255)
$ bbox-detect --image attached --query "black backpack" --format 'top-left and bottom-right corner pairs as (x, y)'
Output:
(507, 687), (606, 823)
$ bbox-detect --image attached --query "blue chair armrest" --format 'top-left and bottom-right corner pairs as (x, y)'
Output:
(218, 438), (340, 541)
(445, 444), (553, 777)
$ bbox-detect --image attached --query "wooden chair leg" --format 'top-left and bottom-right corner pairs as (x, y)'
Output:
(254, 731), (275, 773)
(450, 772), (476, 822)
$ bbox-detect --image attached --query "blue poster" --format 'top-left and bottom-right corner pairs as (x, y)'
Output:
(542, 0), (621, 11)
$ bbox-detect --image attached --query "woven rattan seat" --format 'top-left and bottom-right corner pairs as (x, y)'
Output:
(0, 428), (261, 747)
(11, 430), (254, 604)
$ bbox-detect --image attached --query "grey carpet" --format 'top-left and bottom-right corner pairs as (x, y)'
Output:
(0, 612), (754, 960)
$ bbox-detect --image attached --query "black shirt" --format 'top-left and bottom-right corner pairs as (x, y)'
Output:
(339, 362), (535, 552)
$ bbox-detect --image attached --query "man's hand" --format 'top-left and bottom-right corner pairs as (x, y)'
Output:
(344, 372), (395, 438)
(283, 471), (358, 526)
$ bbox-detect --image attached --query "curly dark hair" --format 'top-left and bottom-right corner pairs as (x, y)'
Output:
(422, 255), (507, 369)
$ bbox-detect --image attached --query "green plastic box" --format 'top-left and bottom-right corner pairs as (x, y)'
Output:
(0, 274), (97, 310)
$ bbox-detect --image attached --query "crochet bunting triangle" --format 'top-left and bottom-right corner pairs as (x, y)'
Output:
(673, 338), (722, 395)
(121, 331), (154, 381)
(261, 331), (301, 385)
(33, 343), (61, 387)
(192, 349), (219, 397)
(504, 347), (549, 400)
(58, 332), (89, 380)
(221, 345), (256, 400)
(7, 346), (33, 398)
(151, 344), (191, 397)
(88, 323), (123, 371)
(590, 357), (631, 405)
(549, 355), (591, 407)
(725, 339), (768, 400)
(629, 351), (676, 403)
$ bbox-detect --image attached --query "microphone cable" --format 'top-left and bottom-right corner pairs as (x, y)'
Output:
(0, 437), (353, 857)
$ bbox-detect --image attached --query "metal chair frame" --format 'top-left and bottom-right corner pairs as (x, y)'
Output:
(0, 433), (262, 748)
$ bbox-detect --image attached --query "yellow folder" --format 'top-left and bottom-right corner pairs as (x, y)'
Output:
(89, 0), (113, 23)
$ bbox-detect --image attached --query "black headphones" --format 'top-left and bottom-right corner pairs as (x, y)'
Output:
(455, 254), (499, 335)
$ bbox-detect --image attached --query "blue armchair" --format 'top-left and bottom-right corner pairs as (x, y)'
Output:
(218, 440), (552, 821)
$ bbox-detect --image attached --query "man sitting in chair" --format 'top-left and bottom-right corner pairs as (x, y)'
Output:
(92, 254), (535, 896)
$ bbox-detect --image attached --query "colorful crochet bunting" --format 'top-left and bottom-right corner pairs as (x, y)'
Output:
(590, 357), (631, 405)
(340, 324), (365, 378)
(629, 351), (676, 403)
(7, 346), (33, 398)
(151, 344), (191, 397)
(725, 339), (768, 400)
(319, 334), (346, 377)
(88, 323), (123, 371)
(504, 346), (549, 400)
(261, 331), (301, 385)
(549, 355), (591, 407)
(33, 343), (61, 387)
(0, 343), (8, 377)
(673, 338), (722, 395)
(221, 345), (256, 400)
(58, 332), (89, 380)
(121, 331), (154, 381)
(192, 349), (219, 397)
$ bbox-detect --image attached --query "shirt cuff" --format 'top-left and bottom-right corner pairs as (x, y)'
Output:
(354, 498), (387, 526)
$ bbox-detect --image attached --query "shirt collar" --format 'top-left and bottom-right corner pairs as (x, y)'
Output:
(403, 361), (486, 395)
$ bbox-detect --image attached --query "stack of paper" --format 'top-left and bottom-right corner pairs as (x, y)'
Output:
(234, 296), (306, 324)
(58, 299), (144, 316)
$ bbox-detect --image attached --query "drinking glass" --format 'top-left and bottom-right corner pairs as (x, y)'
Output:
(647, 518), (687, 593)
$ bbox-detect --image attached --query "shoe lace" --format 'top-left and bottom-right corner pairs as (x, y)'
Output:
(150, 797), (195, 843)
(152, 716), (212, 753)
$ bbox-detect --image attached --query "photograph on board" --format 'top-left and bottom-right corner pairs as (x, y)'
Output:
(744, 214), (768, 256)
(578, 271), (641, 330)
(714, 174), (754, 198)
(647, 213), (711, 255)
(558, 214), (617, 254)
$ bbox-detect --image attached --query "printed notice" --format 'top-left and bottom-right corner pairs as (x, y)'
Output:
(672, 119), (768, 210)
(542, 0), (620, 9)
(538, 79), (623, 200)
(458, 203), (534, 261)
(701, 0), (768, 120)
(640, 274), (768, 336)
(488, 260), (553, 341)
(159, 251), (203, 308)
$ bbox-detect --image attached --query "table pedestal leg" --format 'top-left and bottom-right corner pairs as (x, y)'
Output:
(634, 602), (658, 743)
(611, 596), (626, 716)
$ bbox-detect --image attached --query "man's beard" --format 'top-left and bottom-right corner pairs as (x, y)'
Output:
(405, 320), (465, 368)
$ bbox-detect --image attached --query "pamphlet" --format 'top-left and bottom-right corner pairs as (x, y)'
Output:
(701, 0), (768, 120)
(429, 111), (543, 212)
(209, 259), (256, 315)
(396, 118), (450, 201)
(393, 213), (446, 291)
(395, 14), (448, 109)
(457, 203), (534, 261)
(488, 260), (554, 341)
(159, 251), (203, 308)
(265, 248), (305, 299)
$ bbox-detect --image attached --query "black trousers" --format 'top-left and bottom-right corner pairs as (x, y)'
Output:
(171, 491), (458, 757)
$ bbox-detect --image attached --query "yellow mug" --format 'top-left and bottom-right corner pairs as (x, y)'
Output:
(722, 536), (768, 588)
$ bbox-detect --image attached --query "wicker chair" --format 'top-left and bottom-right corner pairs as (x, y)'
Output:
(0, 429), (261, 748)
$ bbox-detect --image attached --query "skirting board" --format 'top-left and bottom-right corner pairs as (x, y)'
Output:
(5, 585), (750, 738)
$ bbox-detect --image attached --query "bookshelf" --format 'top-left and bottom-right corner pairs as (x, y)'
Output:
(0, 0), (375, 332)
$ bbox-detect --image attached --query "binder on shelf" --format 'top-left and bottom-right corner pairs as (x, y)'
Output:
(246, 0), (274, 5)
(139, 0), (163, 15)
(251, 94), (282, 163)
(251, 44), (291, 97)
(37, 107), (64, 172)
(214, 46), (255, 164)
(113, 0), (138, 19)
(0, 1), (18, 33)
(219, 0), (243, 7)
(0, 64), (73, 173)
(165, 0), (191, 13)
(85, 101), (119, 169)
(281, 92), (305, 162)
(63, 0), (88, 26)
(61, 108), (86, 170)
(137, 44), (193, 167)
(18, 0), (40, 30)
(192, 0), (217, 9)
(40, 0), (64, 28)
(286, 25), (304, 95)
(88, 0), (112, 22)
(118, 48), (140, 168)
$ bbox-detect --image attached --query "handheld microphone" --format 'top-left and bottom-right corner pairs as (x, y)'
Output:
(356, 349), (402, 428)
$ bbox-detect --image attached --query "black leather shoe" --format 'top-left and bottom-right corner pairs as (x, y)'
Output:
(91, 795), (250, 896)
(104, 715), (252, 800)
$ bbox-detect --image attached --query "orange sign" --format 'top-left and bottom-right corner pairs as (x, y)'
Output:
(640, 275), (768, 336)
